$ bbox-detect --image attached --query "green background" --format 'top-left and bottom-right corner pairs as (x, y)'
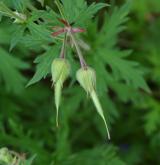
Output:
(0, 0), (160, 164)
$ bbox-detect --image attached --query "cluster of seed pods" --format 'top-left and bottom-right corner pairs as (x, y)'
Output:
(51, 19), (110, 140)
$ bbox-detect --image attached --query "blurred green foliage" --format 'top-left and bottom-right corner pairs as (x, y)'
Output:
(0, 0), (160, 165)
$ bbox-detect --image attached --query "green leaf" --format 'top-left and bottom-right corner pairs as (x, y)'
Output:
(61, 0), (86, 23)
(61, 0), (107, 26)
(27, 22), (53, 42)
(27, 47), (58, 86)
(29, 9), (59, 24)
(10, 0), (27, 12)
(23, 22), (54, 49)
(98, 0), (131, 48)
(144, 98), (160, 135)
(75, 3), (108, 26)
(0, 47), (29, 93)
(0, 1), (15, 18)
(101, 50), (151, 93)
(0, 1), (24, 21)
(10, 25), (25, 51)
(0, 24), (12, 45)
(61, 146), (126, 165)
(24, 155), (36, 165)
(110, 82), (142, 103)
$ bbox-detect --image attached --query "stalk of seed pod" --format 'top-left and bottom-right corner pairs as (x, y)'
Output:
(76, 67), (111, 140)
(69, 30), (87, 68)
(51, 36), (70, 127)
(69, 29), (110, 138)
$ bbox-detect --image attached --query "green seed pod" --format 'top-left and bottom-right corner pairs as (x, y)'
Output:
(76, 67), (96, 94)
(51, 58), (70, 126)
(0, 148), (13, 164)
(76, 67), (110, 140)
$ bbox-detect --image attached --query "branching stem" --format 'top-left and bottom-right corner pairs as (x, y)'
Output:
(55, 0), (87, 68)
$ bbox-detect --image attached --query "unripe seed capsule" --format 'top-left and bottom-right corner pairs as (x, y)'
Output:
(51, 58), (70, 84)
(76, 67), (110, 140)
(76, 67), (96, 94)
(51, 58), (70, 126)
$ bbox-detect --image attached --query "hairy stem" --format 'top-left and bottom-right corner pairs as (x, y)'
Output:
(69, 32), (87, 68)
(60, 34), (67, 58)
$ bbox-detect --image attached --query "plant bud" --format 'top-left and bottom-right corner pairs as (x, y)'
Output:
(0, 148), (13, 164)
(76, 67), (110, 139)
(13, 11), (27, 23)
(51, 58), (70, 126)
